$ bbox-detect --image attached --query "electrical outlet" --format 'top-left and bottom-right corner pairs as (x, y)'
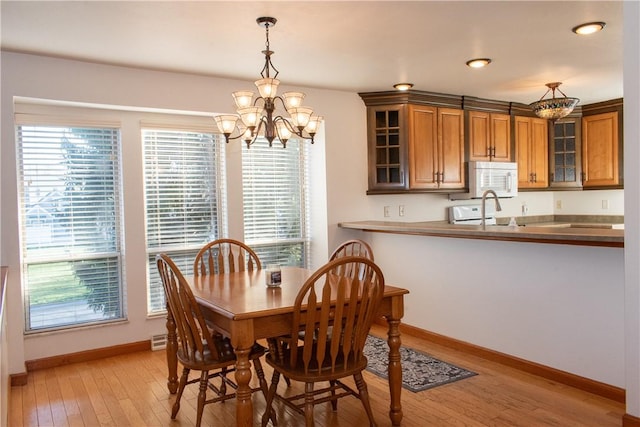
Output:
(556, 200), (562, 209)
(384, 206), (390, 217)
(602, 200), (609, 210)
(398, 205), (405, 217)
(521, 203), (529, 216)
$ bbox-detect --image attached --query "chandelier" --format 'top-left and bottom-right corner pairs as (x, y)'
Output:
(215, 17), (322, 148)
(529, 82), (580, 122)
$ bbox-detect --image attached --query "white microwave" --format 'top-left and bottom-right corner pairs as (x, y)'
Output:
(450, 161), (518, 199)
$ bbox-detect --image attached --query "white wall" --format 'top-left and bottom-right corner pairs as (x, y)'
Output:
(553, 189), (624, 216)
(623, 0), (640, 417)
(372, 233), (624, 386)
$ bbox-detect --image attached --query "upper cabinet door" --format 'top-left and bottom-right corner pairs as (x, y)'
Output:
(408, 105), (438, 188)
(582, 112), (620, 188)
(490, 113), (512, 161)
(550, 118), (583, 189)
(529, 118), (549, 188)
(408, 105), (464, 190)
(468, 111), (511, 161)
(438, 108), (465, 189)
(515, 116), (548, 189)
(366, 104), (408, 192)
(468, 111), (491, 160)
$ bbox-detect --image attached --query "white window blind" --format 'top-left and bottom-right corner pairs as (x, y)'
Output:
(242, 138), (310, 267)
(143, 128), (224, 313)
(17, 124), (124, 332)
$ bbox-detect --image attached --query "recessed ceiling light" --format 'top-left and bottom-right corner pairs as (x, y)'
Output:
(393, 83), (413, 91)
(466, 58), (492, 68)
(572, 21), (606, 35)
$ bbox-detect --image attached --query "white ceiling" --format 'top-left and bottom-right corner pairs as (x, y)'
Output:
(0, 1), (624, 106)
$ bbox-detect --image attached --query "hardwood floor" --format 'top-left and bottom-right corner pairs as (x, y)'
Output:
(10, 324), (625, 426)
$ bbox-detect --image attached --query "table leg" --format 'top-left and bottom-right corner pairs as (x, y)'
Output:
(233, 344), (253, 427)
(386, 318), (403, 426)
(166, 307), (178, 394)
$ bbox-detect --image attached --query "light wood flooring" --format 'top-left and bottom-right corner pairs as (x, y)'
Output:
(10, 324), (625, 426)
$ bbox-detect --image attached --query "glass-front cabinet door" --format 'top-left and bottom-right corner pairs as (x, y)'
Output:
(366, 104), (408, 192)
(550, 117), (582, 189)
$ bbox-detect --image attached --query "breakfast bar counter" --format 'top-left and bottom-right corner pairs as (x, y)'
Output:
(338, 220), (624, 248)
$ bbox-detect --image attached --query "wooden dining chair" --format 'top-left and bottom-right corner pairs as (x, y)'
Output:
(329, 239), (374, 280)
(329, 239), (374, 261)
(261, 256), (385, 427)
(193, 238), (291, 387)
(156, 254), (272, 427)
(194, 238), (261, 276)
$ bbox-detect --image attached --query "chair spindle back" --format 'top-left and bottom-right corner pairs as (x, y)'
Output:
(157, 254), (222, 362)
(194, 238), (261, 276)
(290, 256), (384, 374)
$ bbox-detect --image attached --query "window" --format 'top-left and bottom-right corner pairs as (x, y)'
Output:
(143, 128), (225, 313)
(17, 123), (123, 332)
(242, 138), (310, 267)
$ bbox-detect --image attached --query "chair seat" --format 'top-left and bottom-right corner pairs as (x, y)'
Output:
(177, 336), (266, 369)
(265, 343), (368, 381)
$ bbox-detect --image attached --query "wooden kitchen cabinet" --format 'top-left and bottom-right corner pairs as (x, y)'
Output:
(549, 117), (582, 189)
(365, 104), (408, 191)
(468, 111), (511, 161)
(408, 105), (464, 190)
(515, 116), (548, 189)
(582, 111), (620, 188)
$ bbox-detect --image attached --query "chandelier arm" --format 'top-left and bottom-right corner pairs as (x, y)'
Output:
(556, 87), (568, 98)
(222, 128), (250, 144)
(273, 115), (301, 137)
(271, 116), (288, 148)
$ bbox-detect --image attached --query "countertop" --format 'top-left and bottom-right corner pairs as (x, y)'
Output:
(338, 220), (624, 247)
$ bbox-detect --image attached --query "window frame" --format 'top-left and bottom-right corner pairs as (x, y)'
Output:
(142, 123), (227, 315)
(15, 114), (126, 333)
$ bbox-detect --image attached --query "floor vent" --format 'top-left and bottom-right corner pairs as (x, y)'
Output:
(151, 334), (167, 351)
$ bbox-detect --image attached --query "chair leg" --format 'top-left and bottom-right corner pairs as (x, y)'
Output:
(274, 339), (292, 387)
(171, 367), (190, 419)
(354, 372), (377, 427)
(196, 370), (209, 427)
(219, 367), (228, 396)
(329, 380), (338, 411)
(304, 382), (315, 427)
(253, 359), (277, 426)
(261, 371), (281, 427)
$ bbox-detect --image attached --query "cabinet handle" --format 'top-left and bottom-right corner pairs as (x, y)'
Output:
(400, 169), (404, 185)
(533, 173), (537, 183)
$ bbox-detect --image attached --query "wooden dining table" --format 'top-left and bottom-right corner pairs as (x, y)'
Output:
(164, 266), (409, 427)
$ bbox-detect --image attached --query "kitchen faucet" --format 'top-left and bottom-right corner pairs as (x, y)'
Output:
(481, 189), (502, 229)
